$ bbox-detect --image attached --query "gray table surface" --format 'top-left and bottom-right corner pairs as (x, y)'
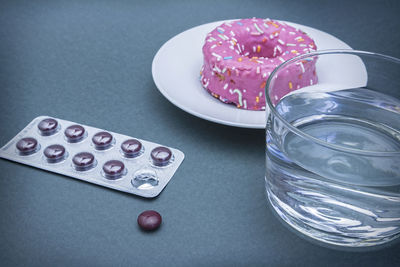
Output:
(0, 0), (399, 266)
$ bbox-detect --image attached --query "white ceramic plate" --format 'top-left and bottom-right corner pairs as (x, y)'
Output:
(152, 20), (356, 129)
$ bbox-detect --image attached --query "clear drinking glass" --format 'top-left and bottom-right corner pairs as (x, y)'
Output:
(265, 50), (400, 247)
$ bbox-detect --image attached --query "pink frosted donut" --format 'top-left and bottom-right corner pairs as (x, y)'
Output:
(200, 18), (318, 110)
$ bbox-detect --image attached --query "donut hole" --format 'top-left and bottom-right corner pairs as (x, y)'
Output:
(233, 28), (284, 58)
(239, 39), (282, 59)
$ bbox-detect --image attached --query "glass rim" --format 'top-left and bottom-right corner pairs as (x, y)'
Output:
(265, 49), (400, 156)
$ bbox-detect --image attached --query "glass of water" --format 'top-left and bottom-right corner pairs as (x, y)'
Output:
(265, 50), (400, 247)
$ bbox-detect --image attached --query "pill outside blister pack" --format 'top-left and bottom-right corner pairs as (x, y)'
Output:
(0, 116), (185, 198)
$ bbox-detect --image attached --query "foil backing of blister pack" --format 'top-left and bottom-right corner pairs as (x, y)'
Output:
(0, 116), (185, 198)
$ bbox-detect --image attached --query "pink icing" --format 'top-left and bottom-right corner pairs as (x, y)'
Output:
(200, 18), (318, 110)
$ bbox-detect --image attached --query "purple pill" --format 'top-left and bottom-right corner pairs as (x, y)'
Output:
(137, 210), (162, 231)
(92, 131), (113, 150)
(121, 139), (142, 158)
(151, 146), (172, 166)
(102, 160), (125, 180)
(72, 152), (95, 171)
(44, 144), (66, 163)
(65, 124), (85, 143)
(38, 118), (58, 136)
(16, 137), (39, 155)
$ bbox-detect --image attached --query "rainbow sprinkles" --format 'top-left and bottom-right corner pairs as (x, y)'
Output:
(200, 18), (318, 110)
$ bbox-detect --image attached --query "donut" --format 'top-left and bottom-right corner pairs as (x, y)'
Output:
(200, 18), (318, 110)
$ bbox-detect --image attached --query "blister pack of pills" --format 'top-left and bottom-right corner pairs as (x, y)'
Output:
(0, 116), (185, 198)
